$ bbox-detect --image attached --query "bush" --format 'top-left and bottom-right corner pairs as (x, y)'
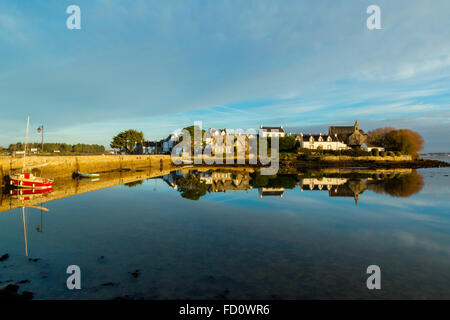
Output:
(372, 149), (379, 156)
(380, 151), (386, 157)
(297, 148), (312, 155)
(387, 151), (395, 157)
(340, 148), (371, 157)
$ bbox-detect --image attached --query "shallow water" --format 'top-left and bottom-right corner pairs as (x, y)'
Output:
(0, 165), (449, 299)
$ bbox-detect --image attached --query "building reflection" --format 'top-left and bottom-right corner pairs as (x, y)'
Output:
(163, 168), (424, 204)
(1, 167), (425, 257)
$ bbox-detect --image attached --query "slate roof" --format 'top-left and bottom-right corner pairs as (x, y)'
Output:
(260, 126), (285, 133)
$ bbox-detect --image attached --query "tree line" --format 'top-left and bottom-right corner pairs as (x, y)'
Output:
(8, 142), (105, 154)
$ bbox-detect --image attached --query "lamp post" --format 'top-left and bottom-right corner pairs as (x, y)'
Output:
(37, 125), (44, 153)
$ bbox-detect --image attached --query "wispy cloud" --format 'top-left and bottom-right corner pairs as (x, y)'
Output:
(0, 0), (449, 151)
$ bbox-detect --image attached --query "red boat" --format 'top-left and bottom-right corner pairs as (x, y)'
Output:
(10, 172), (54, 189)
(9, 116), (54, 190)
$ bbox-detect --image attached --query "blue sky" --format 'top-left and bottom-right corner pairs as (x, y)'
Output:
(0, 0), (449, 152)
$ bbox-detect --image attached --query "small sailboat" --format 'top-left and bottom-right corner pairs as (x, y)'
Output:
(9, 116), (54, 189)
(10, 172), (54, 189)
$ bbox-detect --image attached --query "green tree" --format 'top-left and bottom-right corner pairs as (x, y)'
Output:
(110, 129), (144, 153)
(176, 125), (206, 154)
(279, 136), (297, 152)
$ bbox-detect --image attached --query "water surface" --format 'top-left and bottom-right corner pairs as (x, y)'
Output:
(0, 165), (449, 299)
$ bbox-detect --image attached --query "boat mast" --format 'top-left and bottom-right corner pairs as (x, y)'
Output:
(22, 206), (28, 257)
(22, 116), (30, 173)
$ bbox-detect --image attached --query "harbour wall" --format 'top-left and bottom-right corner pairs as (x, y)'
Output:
(0, 155), (174, 187)
(0, 167), (175, 213)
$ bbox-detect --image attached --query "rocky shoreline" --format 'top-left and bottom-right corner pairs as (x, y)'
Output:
(281, 159), (450, 169)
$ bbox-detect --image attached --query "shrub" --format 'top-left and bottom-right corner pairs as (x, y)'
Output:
(341, 148), (371, 157)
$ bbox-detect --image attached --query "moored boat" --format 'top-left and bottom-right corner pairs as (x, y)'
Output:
(10, 172), (54, 189)
(8, 116), (54, 190)
(76, 171), (100, 178)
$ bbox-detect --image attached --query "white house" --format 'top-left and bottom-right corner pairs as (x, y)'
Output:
(205, 128), (233, 154)
(362, 143), (385, 152)
(258, 187), (285, 198)
(136, 132), (182, 155)
(162, 132), (181, 154)
(301, 177), (348, 191)
(259, 125), (286, 138)
(295, 133), (349, 150)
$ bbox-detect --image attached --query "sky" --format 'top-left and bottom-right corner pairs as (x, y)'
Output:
(0, 0), (449, 152)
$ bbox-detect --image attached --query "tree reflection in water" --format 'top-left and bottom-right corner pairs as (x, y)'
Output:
(176, 175), (209, 200)
(366, 171), (424, 197)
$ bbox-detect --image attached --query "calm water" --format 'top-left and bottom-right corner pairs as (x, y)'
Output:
(1, 162), (449, 299)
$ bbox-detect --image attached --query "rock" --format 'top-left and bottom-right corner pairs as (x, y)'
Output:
(0, 254), (9, 262)
(0, 284), (34, 300)
(16, 280), (30, 284)
(130, 270), (141, 278)
(101, 282), (118, 287)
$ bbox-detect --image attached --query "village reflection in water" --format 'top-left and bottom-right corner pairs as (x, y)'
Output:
(1, 167), (425, 214)
(0, 167), (425, 258)
(161, 167), (424, 204)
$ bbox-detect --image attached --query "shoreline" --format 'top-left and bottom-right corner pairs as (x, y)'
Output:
(1, 155), (448, 187)
(280, 158), (450, 169)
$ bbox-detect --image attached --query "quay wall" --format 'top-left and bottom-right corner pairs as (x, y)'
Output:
(0, 167), (175, 213)
(0, 155), (173, 187)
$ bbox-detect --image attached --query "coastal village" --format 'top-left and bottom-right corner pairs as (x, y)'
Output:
(133, 120), (385, 156)
(0, 116), (438, 205)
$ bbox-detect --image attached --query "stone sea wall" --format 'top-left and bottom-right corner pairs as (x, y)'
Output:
(0, 155), (173, 187)
(0, 167), (175, 213)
